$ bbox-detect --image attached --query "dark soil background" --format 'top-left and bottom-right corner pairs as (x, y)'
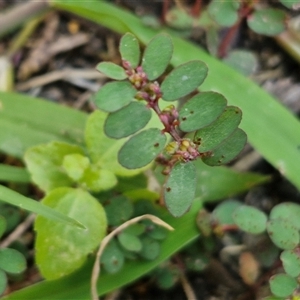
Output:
(1, 1), (300, 299)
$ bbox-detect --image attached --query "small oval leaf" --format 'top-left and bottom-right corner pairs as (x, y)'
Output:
(269, 274), (297, 298)
(0, 248), (26, 274)
(202, 128), (247, 166)
(118, 232), (142, 252)
(94, 81), (136, 112)
(96, 62), (127, 80)
(195, 106), (242, 152)
(212, 199), (243, 225)
(118, 128), (166, 169)
(119, 33), (140, 68)
(247, 9), (286, 36)
(139, 236), (160, 260)
(161, 61), (208, 101)
(267, 218), (299, 250)
(142, 34), (173, 80)
(105, 102), (152, 139)
(179, 92), (227, 132)
(164, 162), (196, 217)
(232, 205), (267, 234)
(281, 249), (300, 277)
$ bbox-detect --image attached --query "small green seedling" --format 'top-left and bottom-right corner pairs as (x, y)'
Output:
(95, 32), (246, 217)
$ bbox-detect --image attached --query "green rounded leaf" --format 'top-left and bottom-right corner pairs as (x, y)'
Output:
(202, 128), (247, 166)
(96, 62), (127, 80)
(212, 199), (242, 225)
(104, 195), (133, 226)
(269, 274), (297, 298)
(94, 81), (136, 112)
(139, 236), (160, 260)
(281, 249), (300, 277)
(118, 128), (166, 169)
(105, 102), (152, 139)
(161, 61), (208, 101)
(232, 205), (267, 234)
(179, 92), (227, 132)
(35, 188), (107, 280)
(123, 223), (146, 236)
(119, 33), (140, 68)
(101, 239), (124, 274)
(62, 153), (90, 181)
(142, 34), (173, 80)
(267, 218), (299, 250)
(0, 248), (26, 274)
(270, 202), (300, 230)
(195, 106), (242, 152)
(0, 215), (6, 238)
(164, 162), (196, 217)
(118, 232), (142, 252)
(247, 9), (286, 36)
(147, 225), (168, 241)
(0, 270), (7, 295)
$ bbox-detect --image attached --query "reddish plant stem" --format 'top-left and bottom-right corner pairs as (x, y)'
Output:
(191, 0), (202, 18)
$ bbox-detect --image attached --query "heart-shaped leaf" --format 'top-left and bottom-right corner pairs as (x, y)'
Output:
(105, 102), (152, 139)
(119, 33), (140, 68)
(281, 249), (300, 277)
(35, 188), (107, 279)
(195, 106), (242, 152)
(269, 274), (297, 298)
(179, 92), (227, 132)
(94, 81), (136, 112)
(118, 128), (166, 169)
(142, 34), (173, 80)
(0, 248), (26, 274)
(161, 61), (208, 101)
(232, 205), (267, 234)
(202, 128), (247, 166)
(96, 62), (127, 80)
(267, 218), (299, 250)
(247, 8), (286, 36)
(164, 162), (196, 217)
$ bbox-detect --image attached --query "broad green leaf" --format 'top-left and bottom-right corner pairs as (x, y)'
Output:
(139, 236), (160, 260)
(161, 61), (208, 101)
(0, 185), (84, 229)
(0, 248), (26, 274)
(25, 142), (84, 193)
(208, 0), (240, 27)
(62, 153), (90, 181)
(141, 34), (173, 80)
(212, 199), (242, 225)
(202, 128), (247, 166)
(119, 33), (140, 68)
(0, 91), (86, 159)
(247, 9), (286, 36)
(279, 0), (300, 9)
(164, 162), (196, 217)
(0, 164), (30, 183)
(104, 102), (152, 139)
(35, 188), (107, 279)
(179, 92), (227, 132)
(85, 110), (143, 176)
(269, 274), (297, 298)
(118, 128), (166, 169)
(94, 81), (136, 112)
(267, 219), (299, 250)
(96, 62), (127, 80)
(232, 205), (267, 234)
(270, 202), (300, 230)
(118, 232), (142, 252)
(101, 239), (125, 274)
(0, 270), (6, 295)
(281, 249), (300, 277)
(195, 106), (242, 152)
(0, 215), (6, 238)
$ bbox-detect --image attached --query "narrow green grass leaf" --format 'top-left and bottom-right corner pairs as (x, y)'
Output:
(0, 164), (30, 183)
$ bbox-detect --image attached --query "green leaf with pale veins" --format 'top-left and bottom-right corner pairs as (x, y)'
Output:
(94, 81), (136, 112)
(35, 188), (107, 280)
(179, 92), (227, 132)
(96, 62), (127, 80)
(119, 33), (140, 68)
(118, 128), (166, 169)
(202, 128), (247, 166)
(195, 106), (242, 152)
(142, 33), (173, 80)
(161, 61), (208, 101)
(164, 162), (196, 217)
(105, 102), (152, 139)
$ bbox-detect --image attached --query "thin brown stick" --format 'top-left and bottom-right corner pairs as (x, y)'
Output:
(90, 214), (174, 300)
(179, 272), (197, 300)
